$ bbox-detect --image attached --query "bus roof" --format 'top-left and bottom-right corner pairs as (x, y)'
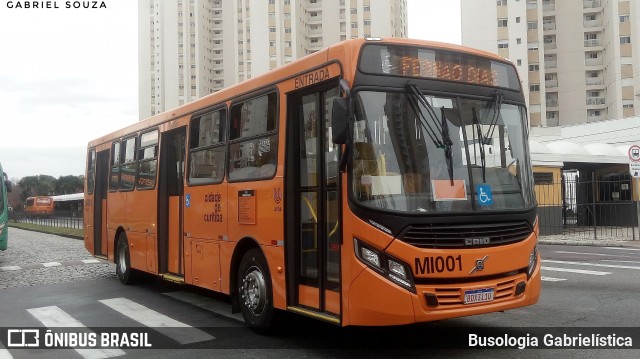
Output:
(88, 38), (511, 148)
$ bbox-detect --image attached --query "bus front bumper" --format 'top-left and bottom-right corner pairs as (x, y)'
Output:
(347, 257), (541, 326)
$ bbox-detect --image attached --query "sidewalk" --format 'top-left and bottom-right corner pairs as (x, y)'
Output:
(539, 235), (640, 248)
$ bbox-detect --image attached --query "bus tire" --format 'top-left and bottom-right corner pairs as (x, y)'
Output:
(237, 248), (275, 332)
(116, 233), (136, 285)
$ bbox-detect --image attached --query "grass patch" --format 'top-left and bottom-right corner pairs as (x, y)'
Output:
(8, 221), (84, 239)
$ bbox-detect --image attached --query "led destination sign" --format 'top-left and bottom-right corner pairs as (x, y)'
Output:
(360, 44), (521, 90)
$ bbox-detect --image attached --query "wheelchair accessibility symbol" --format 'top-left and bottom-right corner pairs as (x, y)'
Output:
(476, 184), (494, 206)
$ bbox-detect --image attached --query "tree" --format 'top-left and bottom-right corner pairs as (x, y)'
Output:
(18, 175), (57, 202)
(56, 175), (84, 194)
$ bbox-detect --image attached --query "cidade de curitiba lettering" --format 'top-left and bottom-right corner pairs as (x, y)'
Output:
(5, 1), (107, 9)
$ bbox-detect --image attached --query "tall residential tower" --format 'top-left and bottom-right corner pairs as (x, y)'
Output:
(461, 0), (639, 127)
(139, 0), (407, 119)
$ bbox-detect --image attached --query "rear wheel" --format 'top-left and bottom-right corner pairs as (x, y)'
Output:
(116, 233), (136, 285)
(237, 248), (275, 331)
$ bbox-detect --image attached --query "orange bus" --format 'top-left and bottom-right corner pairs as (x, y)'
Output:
(25, 196), (54, 217)
(84, 38), (540, 330)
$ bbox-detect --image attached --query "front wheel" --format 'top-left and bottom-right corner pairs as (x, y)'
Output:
(116, 233), (136, 285)
(237, 248), (275, 331)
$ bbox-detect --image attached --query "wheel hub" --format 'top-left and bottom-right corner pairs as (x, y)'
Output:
(241, 266), (266, 315)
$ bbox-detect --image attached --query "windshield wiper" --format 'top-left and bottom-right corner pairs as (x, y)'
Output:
(406, 84), (454, 184)
(482, 91), (504, 144)
(473, 109), (487, 183)
(406, 84), (444, 148)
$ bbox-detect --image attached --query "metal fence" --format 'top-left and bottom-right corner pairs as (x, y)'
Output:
(11, 210), (84, 230)
(536, 172), (639, 240)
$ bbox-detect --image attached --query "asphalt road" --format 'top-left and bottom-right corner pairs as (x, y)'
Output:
(1, 229), (640, 358)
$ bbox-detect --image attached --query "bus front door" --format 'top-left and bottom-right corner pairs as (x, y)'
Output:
(94, 150), (109, 257)
(158, 127), (186, 279)
(287, 86), (341, 321)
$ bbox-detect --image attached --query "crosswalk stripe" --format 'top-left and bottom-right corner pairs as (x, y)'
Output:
(27, 306), (125, 359)
(541, 276), (567, 282)
(541, 266), (610, 275)
(99, 298), (215, 344)
(543, 259), (640, 270)
(0, 349), (13, 359)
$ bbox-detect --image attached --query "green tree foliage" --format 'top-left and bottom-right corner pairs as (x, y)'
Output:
(56, 175), (84, 194)
(18, 175), (57, 201)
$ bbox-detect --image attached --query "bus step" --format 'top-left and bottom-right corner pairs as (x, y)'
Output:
(287, 306), (340, 325)
(159, 273), (185, 284)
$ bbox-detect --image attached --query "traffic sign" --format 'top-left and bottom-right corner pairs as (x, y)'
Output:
(629, 145), (640, 178)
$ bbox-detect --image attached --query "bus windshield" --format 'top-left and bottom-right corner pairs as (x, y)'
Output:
(350, 90), (535, 214)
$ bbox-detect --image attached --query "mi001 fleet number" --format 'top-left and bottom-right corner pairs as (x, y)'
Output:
(414, 255), (462, 275)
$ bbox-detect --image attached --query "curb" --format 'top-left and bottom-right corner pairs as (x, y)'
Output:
(539, 239), (640, 247)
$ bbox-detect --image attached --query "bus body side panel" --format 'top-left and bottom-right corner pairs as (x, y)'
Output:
(106, 191), (127, 262)
(126, 189), (157, 273)
(226, 177), (286, 309)
(84, 192), (96, 255)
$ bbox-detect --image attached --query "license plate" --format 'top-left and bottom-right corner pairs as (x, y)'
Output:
(464, 288), (494, 304)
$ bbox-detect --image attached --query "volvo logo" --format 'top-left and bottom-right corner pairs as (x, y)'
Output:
(465, 237), (491, 246)
(469, 255), (489, 274)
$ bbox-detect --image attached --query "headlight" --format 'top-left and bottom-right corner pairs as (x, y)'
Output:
(354, 238), (416, 293)
(527, 245), (538, 279)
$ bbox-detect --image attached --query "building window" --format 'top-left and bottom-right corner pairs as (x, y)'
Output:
(530, 84), (540, 92)
(497, 0), (507, 5)
(620, 15), (630, 22)
(620, 36), (631, 44)
(533, 172), (554, 185)
(498, 19), (508, 27)
(517, 38), (522, 44)
(498, 40), (509, 49)
(529, 64), (540, 71)
(517, 59), (522, 66)
(527, 21), (538, 30)
(516, 17), (521, 23)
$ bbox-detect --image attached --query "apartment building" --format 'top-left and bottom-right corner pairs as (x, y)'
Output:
(139, 0), (407, 119)
(461, 0), (639, 127)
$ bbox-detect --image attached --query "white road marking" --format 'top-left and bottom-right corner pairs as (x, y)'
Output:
(82, 259), (101, 264)
(542, 266), (610, 276)
(42, 262), (62, 267)
(604, 247), (640, 251)
(0, 349), (13, 359)
(99, 298), (215, 344)
(541, 276), (567, 282)
(600, 259), (640, 264)
(0, 266), (21, 271)
(27, 306), (125, 359)
(543, 259), (640, 270)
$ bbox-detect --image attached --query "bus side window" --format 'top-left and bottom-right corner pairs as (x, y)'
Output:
(109, 141), (121, 191)
(137, 130), (159, 189)
(189, 109), (226, 185)
(228, 92), (278, 181)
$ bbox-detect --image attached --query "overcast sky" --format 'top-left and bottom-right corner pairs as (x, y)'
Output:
(0, 0), (461, 180)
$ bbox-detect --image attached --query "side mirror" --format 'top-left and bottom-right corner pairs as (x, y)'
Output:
(331, 97), (349, 144)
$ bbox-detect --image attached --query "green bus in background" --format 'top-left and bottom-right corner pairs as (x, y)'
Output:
(0, 163), (12, 250)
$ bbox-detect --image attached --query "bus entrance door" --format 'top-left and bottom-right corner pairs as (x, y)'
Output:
(158, 127), (186, 280)
(94, 150), (109, 257)
(287, 86), (341, 322)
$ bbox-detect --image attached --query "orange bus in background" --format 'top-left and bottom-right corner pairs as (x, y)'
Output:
(25, 196), (54, 217)
(84, 38), (540, 330)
